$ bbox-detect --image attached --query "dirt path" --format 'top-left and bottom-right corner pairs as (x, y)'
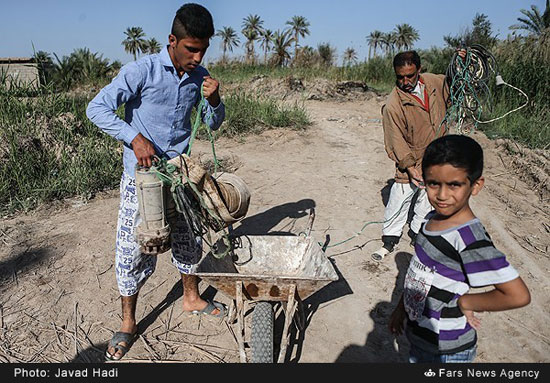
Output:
(0, 95), (548, 363)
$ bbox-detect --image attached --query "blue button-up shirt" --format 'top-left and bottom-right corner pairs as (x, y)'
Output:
(86, 46), (225, 175)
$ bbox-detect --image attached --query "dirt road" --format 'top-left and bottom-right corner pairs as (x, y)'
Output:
(0, 88), (548, 363)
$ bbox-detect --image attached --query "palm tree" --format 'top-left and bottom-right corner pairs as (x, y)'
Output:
(293, 45), (316, 67)
(366, 30), (383, 60)
(144, 38), (162, 54)
(122, 26), (147, 61)
(242, 14), (264, 33)
(510, 0), (550, 36)
(242, 14), (263, 64)
(380, 32), (397, 56)
(69, 48), (111, 83)
(52, 53), (76, 90)
(317, 42), (336, 67)
(285, 15), (310, 63)
(260, 29), (274, 64)
(216, 26), (240, 63)
(271, 29), (295, 67)
(343, 47), (358, 66)
(394, 23), (420, 51)
(33, 50), (54, 85)
(242, 29), (259, 64)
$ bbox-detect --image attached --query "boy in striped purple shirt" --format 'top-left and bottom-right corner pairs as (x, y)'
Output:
(389, 134), (530, 363)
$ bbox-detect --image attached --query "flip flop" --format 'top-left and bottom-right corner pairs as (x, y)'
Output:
(191, 300), (226, 318)
(371, 246), (391, 262)
(105, 331), (137, 361)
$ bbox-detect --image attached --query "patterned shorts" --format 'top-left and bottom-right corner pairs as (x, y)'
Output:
(115, 171), (202, 296)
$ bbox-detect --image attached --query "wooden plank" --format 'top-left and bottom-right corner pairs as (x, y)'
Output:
(235, 281), (247, 363)
(277, 285), (297, 363)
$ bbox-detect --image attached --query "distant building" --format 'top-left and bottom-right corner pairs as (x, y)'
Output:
(0, 57), (40, 88)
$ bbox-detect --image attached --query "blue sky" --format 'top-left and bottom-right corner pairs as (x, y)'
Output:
(0, 0), (544, 65)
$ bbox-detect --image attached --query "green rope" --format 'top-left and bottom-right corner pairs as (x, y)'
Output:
(149, 157), (231, 259)
(320, 188), (420, 250)
(186, 83), (221, 174)
(440, 45), (496, 136)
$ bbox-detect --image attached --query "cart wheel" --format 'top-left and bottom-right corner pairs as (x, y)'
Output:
(250, 302), (274, 363)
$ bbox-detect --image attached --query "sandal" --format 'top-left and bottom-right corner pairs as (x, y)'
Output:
(371, 246), (391, 262)
(191, 300), (226, 318)
(105, 331), (137, 361)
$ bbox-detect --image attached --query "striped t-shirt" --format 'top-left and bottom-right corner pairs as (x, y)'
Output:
(404, 216), (519, 354)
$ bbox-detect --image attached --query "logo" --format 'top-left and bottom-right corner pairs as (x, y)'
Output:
(424, 369), (436, 377)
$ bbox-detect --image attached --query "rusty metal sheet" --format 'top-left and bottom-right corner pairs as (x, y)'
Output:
(196, 235), (338, 301)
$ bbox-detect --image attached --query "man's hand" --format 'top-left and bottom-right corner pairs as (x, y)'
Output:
(407, 166), (424, 188)
(131, 133), (156, 168)
(202, 76), (221, 107)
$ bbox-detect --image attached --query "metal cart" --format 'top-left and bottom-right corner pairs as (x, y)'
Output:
(196, 234), (338, 363)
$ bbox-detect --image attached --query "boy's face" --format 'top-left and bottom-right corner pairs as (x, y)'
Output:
(424, 164), (484, 220)
(168, 34), (209, 74)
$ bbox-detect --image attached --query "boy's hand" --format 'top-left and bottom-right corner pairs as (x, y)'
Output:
(462, 308), (482, 330)
(458, 296), (482, 330)
(131, 133), (156, 168)
(202, 76), (221, 107)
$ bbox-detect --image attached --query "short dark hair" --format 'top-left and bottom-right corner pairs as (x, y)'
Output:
(422, 135), (484, 184)
(393, 50), (421, 69)
(171, 3), (214, 40)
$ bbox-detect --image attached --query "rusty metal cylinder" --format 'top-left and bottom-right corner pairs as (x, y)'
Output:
(135, 166), (171, 255)
(136, 167), (166, 229)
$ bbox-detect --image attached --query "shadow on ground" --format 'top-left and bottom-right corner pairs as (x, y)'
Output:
(70, 280), (220, 363)
(334, 251), (412, 362)
(230, 198), (316, 237)
(278, 258), (353, 363)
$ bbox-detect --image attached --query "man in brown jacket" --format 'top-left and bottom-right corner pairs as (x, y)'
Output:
(372, 50), (450, 261)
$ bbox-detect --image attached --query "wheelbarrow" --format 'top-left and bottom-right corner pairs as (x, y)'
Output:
(195, 234), (338, 363)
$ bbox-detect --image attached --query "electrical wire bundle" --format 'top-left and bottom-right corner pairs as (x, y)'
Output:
(442, 44), (529, 134)
(151, 154), (233, 259)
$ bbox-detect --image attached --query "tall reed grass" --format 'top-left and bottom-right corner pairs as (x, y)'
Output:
(0, 84), (121, 215)
(484, 33), (550, 148)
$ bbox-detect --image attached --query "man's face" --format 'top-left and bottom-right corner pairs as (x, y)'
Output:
(395, 63), (420, 93)
(169, 34), (209, 74)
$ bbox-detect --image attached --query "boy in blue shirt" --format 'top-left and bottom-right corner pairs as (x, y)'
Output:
(87, 3), (225, 361)
(389, 134), (530, 362)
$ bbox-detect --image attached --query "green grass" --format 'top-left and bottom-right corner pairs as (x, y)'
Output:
(215, 92), (310, 138)
(480, 103), (549, 149)
(0, 88), (121, 215)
